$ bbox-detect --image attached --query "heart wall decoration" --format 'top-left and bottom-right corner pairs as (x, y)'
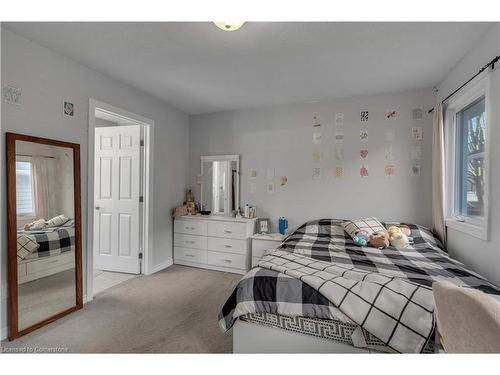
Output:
(360, 149), (369, 160)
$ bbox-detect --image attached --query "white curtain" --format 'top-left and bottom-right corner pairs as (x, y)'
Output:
(432, 103), (447, 246)
(32, 156), (50, 220)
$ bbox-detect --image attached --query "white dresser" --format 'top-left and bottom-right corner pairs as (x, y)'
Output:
(174, 215), (256, 275)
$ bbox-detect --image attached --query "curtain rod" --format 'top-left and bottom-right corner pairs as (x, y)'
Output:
(428, 55), (500, 114)
(16, 153), (56, 159)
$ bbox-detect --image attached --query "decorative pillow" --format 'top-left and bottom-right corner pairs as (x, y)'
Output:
(17, 235), (40, 260)
(342, 217), (387, 239)
(46, 214), (70, 228)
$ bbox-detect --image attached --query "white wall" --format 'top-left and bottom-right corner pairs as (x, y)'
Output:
(190, 88), (435, 233)
(437, 24), (500, 286)
(1, 27), (190, 335)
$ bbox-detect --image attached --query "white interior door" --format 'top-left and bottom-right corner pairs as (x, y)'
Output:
(94, 125), (141, 274)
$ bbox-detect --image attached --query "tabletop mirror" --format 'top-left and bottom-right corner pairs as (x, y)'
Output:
(6, 133), (82, 340)
(200, 155), (240, 216)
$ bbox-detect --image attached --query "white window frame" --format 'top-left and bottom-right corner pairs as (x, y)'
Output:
(444, 72), (491, 240)
(15, 155), (36, 221)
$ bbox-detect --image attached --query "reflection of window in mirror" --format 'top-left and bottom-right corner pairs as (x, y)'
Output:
(16, 157), (36, 222)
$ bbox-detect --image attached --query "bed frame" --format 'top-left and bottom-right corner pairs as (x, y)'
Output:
(234, 319), (443, 353)
(233, 319), (373, 353)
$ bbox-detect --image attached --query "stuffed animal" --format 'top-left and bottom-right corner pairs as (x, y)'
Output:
(24, 218), (47, 231)
(387, 226), (401, 237)
(390, 232), (409, 249)
(396, 224), (411, 236)
(369, 231), (390, 249)
(353, 230), (369, 246)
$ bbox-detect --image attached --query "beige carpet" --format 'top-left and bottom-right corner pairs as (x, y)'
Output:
(1, 265), (241, 353)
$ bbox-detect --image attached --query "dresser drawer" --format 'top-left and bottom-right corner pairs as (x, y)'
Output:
(207, 251), (246, 270)
(174, 234), (207, 250)
(252, 239), (281, 258)
(26, 252), (74, 274)
(174, 247), (207, 264)
(207, 221), (247, 239)
(207, 237), (247, 255)
(174, 219), (207, 236)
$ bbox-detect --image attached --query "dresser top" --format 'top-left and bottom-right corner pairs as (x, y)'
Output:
(175, 214), (256, 224)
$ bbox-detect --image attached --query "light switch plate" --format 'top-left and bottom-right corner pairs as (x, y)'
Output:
(3, 84), (22, 105)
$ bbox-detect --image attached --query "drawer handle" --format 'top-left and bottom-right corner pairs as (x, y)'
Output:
(222, 259), (232, 263)
(224, 244), (233, 248)
(185, 226), (196, 231)
(185, 240), (196, 244)
(46, 260), (60, 264)
(185, 254), (195, 258)
(224, 230), (232, 234)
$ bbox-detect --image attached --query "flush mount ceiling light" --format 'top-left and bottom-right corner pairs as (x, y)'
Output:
(213, 21), (245, 32)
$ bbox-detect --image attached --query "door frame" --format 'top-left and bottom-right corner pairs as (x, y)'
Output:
(87, 98), (155, 302)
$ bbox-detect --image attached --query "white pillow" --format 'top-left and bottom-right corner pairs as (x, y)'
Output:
(17, 235), (40, 260)
(46, 214), (70, 227)
(342, 217), (387, 239)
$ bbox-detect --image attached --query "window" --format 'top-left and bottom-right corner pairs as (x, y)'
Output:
(445, 74), (490, 240)
(455, 97), (486, 218)
(16, 158), (35, 217)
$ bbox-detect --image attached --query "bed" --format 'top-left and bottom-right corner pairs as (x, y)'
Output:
(17, 226), (75, 284)
(219, 219), (500, 353)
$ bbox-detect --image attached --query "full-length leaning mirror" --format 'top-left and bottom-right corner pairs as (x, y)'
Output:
(6, 133), (83, 340)
(200, 155), (240, 216)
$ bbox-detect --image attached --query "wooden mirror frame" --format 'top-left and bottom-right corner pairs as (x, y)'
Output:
(6, 132), (83, 340)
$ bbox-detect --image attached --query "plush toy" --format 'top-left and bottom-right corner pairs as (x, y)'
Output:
(396, 224), (411, 236)
(390, 232), (410, 249)
(24, 218), (47, 231)
(369, 231), (390, 249)
(387, 226), (401, 237)
(353, 230), (369, 246)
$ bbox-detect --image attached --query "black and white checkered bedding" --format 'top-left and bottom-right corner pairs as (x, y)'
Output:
(18, 227), (75, 260)
(218, 219), (500, 353)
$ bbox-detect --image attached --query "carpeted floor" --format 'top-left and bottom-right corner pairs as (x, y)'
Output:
(1, 265), (241, 353)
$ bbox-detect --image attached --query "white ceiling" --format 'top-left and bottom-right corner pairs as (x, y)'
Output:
(5, 22), (494, 115)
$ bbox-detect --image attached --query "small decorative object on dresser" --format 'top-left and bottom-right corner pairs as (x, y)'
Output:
(256, 218), (271, 234)
(174, 215), (256, 275)
(251, 233), (285, 267)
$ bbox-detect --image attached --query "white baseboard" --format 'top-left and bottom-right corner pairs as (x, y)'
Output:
(148, 259), (173, 275)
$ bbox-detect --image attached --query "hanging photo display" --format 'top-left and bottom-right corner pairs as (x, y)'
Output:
(386, 108), (397, 120)
(312, 116), (321, 128)
(335, 113), (344, 126)
(360, 165), (369, 178)
(313, 167), (321, 180)
(312, 132), (322, 144)
(360, 149), (369, 160)
(411, 107), (423, 120)
(312, 150), (322, 162)
(360, 130), (369, 142)
(335, 166), (343, 179)
(335, 147), (344, 161)
(385, 165), (396, 177)
(360, 110), (369, 122)
(335, 130), (345, 143)
(411, 126), (423, 140)
(410, 163), (421, 177)
(385, 146), (394, 160)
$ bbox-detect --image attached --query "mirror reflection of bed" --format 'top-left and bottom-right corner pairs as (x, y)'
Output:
(15, 140), (76, 331)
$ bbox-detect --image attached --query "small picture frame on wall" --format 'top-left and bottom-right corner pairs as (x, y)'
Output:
(64, 101), (74, 117)
(256, 218), (271, 234)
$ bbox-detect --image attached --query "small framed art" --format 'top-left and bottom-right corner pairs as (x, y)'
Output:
(256, 218), (271, 234)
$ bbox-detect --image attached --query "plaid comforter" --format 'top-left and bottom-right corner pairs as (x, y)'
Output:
(18, 227), (75, 260)
(218, 219), (500, 353)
